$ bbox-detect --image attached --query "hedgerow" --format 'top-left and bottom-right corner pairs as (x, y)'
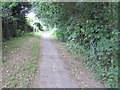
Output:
(33, 2), (119, 88)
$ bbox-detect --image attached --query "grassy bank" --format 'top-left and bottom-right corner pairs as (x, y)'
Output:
(3, 33), (33, 59)
(3, 32), (41, 88)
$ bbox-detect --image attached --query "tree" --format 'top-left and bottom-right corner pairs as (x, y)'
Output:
(2, 2), (33, 40)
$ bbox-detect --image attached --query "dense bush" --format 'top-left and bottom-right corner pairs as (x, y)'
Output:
(33, 2), (119, 88)
(2, 2), (33, 41)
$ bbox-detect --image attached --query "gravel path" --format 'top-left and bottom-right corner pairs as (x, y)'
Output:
(33, 32), (77, 88)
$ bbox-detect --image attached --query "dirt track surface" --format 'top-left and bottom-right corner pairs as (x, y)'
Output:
(33, 32), (77, 88)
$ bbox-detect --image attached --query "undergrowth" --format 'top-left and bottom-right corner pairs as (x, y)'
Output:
(63, 42), (118, 88)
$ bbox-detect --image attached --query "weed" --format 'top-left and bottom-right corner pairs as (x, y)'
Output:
(8, 77), (18, 81)
(7, 82), (17, 88)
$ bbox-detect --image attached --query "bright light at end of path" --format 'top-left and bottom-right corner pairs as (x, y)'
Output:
(42, 32), (51, 39)
(27, 12), (35, 18)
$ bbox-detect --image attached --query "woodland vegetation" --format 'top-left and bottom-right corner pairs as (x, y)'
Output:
(2, 2), (119, 88)
(2, 2), (33, 40)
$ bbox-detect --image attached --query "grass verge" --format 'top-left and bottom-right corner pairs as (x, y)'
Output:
(19, 36), (40, 88)
(2, 32), (34, 61)
(3, 32), (41, 88)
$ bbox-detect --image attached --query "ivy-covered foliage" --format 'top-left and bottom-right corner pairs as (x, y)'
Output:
(33, 2), (119, 88)
(2, 2), (33, 41)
